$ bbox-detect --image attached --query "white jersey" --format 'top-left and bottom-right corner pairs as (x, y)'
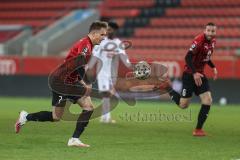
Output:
(93, 37), (127, 79)
(92, 37), (130, 91)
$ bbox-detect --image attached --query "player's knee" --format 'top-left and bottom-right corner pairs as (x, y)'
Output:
(202, 96), (212, 105)
(52, 113), (62, 121)
(179, 102), (189, 109)
(82, 105), (94, 111)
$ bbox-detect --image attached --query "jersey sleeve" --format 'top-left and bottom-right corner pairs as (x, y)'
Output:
(189, 37), (202, 54)
(116, 39), (126, 55)
(212, 39), (216, 51)
(77, 41), (89, 56)
(66, 40), (89, 61)
(116, 39), (131, 67)
(92, 45), (101, 58)
(209, 39), (216, 60)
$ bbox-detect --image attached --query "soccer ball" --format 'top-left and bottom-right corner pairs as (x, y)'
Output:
(219, 97), (227, 106)
(133, 61), (151, 80)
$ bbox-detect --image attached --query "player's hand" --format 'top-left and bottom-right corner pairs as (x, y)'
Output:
(84, 64), (89, 71)
(193, 72), (204, 86)
(84, 84), (92, 96)
(213, 67), (218, 80)
(80, 80), (92, 96)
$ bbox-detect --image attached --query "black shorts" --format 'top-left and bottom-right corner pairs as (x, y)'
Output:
(181, 72), (210, 98)
(52, 91), (81, 107)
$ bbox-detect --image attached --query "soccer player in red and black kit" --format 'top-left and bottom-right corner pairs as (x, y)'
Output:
(168, 22), (218, 136)
(15, 21), (108, 147)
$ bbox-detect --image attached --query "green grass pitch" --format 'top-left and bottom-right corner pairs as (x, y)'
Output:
(0, 97), (240, 160)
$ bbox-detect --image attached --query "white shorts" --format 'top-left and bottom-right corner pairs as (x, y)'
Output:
(97, 78), (113, 92)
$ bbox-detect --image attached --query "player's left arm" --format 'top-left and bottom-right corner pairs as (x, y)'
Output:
(87, 45), (101, 70)
(207, 60), (218, 80)
(208, 40), (218, 80)
(75, 41), (94, 85)
(117, 40), (132, 69)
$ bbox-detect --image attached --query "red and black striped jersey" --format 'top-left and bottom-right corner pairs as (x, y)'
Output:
(184, 33), (216, 74)
(64, 36), (93, 84)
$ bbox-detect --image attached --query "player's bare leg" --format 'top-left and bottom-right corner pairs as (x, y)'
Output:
(168, 85), (191, 109)
(68, 96), (93, 148)
(158, 74), (191, 109)
(100, 96), (111, 123)
(52, 106), (65, 121)
(179, 98), (191, 109)
(100, 91), (116, 123)
(193, 91), (212, 136)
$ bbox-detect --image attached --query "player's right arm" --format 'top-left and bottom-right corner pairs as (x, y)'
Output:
(186, 40), (204, 86)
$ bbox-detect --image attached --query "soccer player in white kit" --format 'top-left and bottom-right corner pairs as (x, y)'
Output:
(92, 22), (132, 123)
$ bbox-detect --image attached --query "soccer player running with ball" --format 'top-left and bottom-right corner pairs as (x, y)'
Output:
(15, 21), (108, 147)
(168, 22), (218, 136)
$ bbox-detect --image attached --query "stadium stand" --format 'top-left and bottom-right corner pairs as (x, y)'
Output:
(0, 0), (239, 58)
(0, 30), (21, 43)
(181, 0), (240, 7)
(0, 0), (94, 43)
(0, 0), (102, 55)
(99, 0), (240, 59)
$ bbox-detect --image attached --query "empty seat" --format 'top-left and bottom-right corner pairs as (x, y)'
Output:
(166, 8), (240, 17)
(181, 0), (240, 7)
(128, 38), (240, 49)
(0, 0), (90, 33)
(102, 0), (240, 60)
(150, 17), (240, 27)
(104, 0), (155, 8)
(0, 20), (52, 28)
(101, 9), (140, 18)
(0, 11), (68, 19)
(127, 48), (235, 58)
(0, 30), (21, 43)
(134, 28), (240, 38)
(114, 18), (125, 27)
(0, 1), (88, 10)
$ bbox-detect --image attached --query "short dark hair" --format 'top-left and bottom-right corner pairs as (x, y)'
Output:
(89, 21), (108, 32)
(206, 22), (216, 27)
(108, 21), (119, 30)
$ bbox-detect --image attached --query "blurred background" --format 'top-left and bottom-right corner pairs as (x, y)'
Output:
(0, 0), (239, 104)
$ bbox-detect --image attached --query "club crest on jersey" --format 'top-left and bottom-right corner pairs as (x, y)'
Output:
(189, 43), (196, 51)
(191, 44), (196, 49)
(81, 47), (88, 55)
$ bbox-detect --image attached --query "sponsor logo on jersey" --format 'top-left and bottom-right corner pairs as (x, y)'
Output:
(191, 44), (196, 49)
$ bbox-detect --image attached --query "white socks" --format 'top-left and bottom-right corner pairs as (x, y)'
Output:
(101, 97), (111, 122)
